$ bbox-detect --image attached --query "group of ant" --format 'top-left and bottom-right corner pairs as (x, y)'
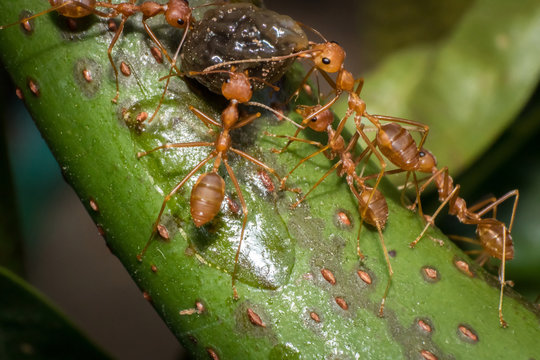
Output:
(3, 0), (520, 328)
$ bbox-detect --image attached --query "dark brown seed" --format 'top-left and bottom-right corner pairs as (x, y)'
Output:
(357, 270), (372, 284)
(207, 348), (219, 360)
(15, 87), (24, 100)
(321, 268), (336, 285)
(120, 62), (131, 76)
(136, 111), (148, 123)
(89, 198), (99, 212)
(150, 264), (158, 273)
(310, 312), (320, 322)
(458, 325), (478, 342)
(247, 308), (266, 328)
(418, 319), (432, 333)
(420, 350), (437, 360)
(157, 224), (169, 240)
(335, 297), (348, 310)
(151, 46), (163, 63)
(82, 69), (92, 82)
(455, 259), (474, 277)
(28, 79), (40, 96)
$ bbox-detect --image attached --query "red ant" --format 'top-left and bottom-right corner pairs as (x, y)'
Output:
(136, 67), (288, 299)
(406, 158), (518, 327)
(1, 0), (197, 103)
(266, 105), (393, 317)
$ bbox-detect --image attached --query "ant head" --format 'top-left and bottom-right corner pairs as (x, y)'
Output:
(221, 69), (252, 103)
(311, 41), (345, 73)
(296, 105), (334, 132)
(418, 148), (437, 172)
(165, 0), (191, 29)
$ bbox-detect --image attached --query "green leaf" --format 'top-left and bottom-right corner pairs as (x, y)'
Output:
(348, 0), (540, 174)
(0, 267), (110, 359)
(1, 1), (539, 359)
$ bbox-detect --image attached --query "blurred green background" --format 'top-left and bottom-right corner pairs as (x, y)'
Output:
(1, 0), (539, 359)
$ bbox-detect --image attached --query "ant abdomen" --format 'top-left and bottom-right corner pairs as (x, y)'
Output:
(477, 220), (514, 260)
(49, 0), (96, 18)
(358, 187), (388, 229)
(190, 172), (226, 227)
(377, 122), (419, 171)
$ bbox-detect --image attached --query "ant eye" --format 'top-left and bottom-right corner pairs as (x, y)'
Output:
(322, 57), (331, 65)
(330, 40), (339, 45)
(419, 151), (425, 157)
(311, 117), (317, 122)
(226, 79), (230, 83)
(177, 19), (185, 25)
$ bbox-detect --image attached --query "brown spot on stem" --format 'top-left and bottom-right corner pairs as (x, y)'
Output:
(388, 250), (397, 258)
(417, 319), (432, 333)
(22, 20), (32, 33)
(142, 292), (152, 302)
(226, 196), (241, 215)
(107, 19), (117, 32)
(458, 324), (479, 343)
(258, 170), (275, 192)
(89, 198), (99, 212)
(82, 69), (92, 82)
(15, 87), (24, 100)
(27, 78), (40, 97)
(420, 350), (438, 360)
(247, 308), (266, 328)
(97, 226), (105, 236)
(157, 224), (169, 240)
(188, 335), (198, 344)
(150, 264), (158, 273)
(321, 268), (336, 285)
(454, 258), (474, 277)
(151, 46), (163, 63)
(136, 111), (148, 123)
(357, 270), (372, 284)
(310, 312), (320, 322)
(335, 297), (348, 310)
(120, 62), (131, 76)
(337, 211), (351, 226)
(207, 348), (219, 360)
(421, 266), (440, 283)
(180, 301), (205, 315)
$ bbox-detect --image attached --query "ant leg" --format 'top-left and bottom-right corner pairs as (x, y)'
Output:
(410, 184), (461, 248)
(223, 159), (248, 300)
(376, 223), (393, 317)
(499, 228), (508, 328)
(291, 161), (341, 208)
(245, 101), (302, 128)
(232, 113), (261, 129)
(276, 145), (330, 190)
(137, 141), (214, 158)
(107, 15), (127, 104)
(229, 147), (299, 193)
(189, 106), (223, 128)
(448, 234), (482, 246)
(285, 66), (316, 105)
(475, 190), (519, 231)
(263, 131), (326, 151)
(148, 19), (191, 123)
(137, 152), (215, 261)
